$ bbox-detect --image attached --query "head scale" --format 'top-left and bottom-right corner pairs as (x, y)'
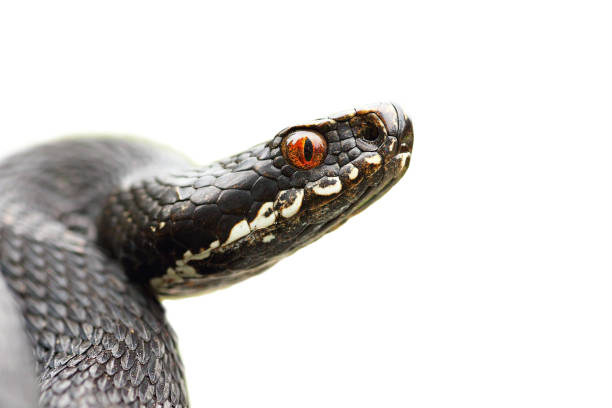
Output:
(102, 103), (413, 296)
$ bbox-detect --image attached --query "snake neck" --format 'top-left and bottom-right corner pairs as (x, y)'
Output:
(0, 137), (189, 260)
(96, 143), (277, 289)
(0, 137), (193, 406)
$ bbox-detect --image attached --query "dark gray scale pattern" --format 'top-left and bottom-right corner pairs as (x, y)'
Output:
(0, 139), (193, 407)
(0, 229), (186, 407)
(0, 263), (39, 408)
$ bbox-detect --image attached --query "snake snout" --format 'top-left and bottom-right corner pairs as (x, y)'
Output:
(393, 103), (413, 155)
(357, 102), (413, 153)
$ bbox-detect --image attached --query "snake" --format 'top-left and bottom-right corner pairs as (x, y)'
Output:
(0, 102), (413, 408)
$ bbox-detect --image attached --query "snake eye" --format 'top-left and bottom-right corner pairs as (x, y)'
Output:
(281, 130), (327, 170)
(351, 113), (386, 151)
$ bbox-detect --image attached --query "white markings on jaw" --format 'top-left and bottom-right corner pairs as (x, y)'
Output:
(339, 163), (359, 182)
(249, 201), (276, 230)
(364, 153), (382, 165)
(225, 219), (251, 244)
(175, 264), (199, 277)
(151, 267), (184, 289)
(262, 234), (275, 243)
(308, 176), (342, 196)
(157, 189), (306, 287)
(275, 189), (304, 218)
(159, 239), (223, 282)
(180, 240), (220, 264)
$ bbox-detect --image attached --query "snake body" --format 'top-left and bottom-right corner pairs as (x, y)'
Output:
(0, 103), (413, 407)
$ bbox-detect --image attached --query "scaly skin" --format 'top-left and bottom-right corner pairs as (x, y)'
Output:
(0, 103), (413, 407)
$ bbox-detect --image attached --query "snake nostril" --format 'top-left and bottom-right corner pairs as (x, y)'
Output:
(363, 126), (379, 141)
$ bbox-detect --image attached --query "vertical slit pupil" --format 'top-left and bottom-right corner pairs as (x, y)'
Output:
(303, 138), (314, 161)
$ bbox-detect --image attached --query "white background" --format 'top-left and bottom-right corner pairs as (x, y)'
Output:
(1, 1), (611, 407)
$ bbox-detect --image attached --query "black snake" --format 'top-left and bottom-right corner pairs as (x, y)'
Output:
(0, 103), (413, 407)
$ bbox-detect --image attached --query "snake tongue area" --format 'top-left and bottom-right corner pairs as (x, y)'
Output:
(98, 102), (413, 297)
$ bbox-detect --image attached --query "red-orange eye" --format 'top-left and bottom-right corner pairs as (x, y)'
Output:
(281, 130), (327, 170)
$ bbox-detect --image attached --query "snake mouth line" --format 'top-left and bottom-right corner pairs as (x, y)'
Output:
(306, 162), (392, 237)
(165, 169), (397, 297)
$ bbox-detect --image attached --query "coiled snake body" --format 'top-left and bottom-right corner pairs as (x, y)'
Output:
(0, 103), (413, 407)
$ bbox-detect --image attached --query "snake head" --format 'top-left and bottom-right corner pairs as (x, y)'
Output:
(272, 102), (413, 225)
(104, 103), (413, 296)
